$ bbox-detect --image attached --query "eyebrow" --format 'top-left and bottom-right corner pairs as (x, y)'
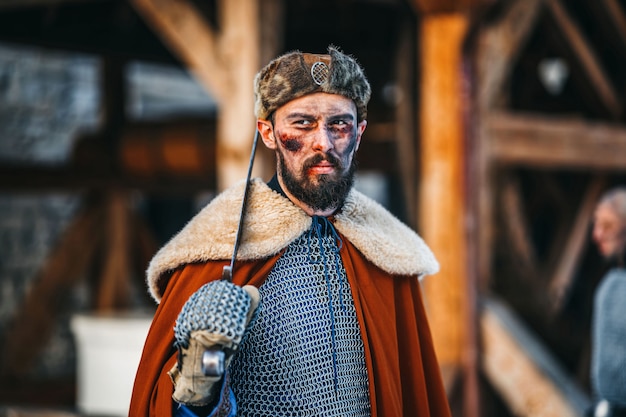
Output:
(284, 112), (315, 121)
(328, 113), (356, 122)
(284, 112), (356, 121)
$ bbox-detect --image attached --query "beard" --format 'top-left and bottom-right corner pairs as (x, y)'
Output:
(278, 151), (357, 213)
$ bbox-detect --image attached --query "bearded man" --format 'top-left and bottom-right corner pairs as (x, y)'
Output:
(130, 46), (451, 417)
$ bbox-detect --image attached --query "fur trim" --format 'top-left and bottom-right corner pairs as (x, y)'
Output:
(147, 179), (438, 301)
(334, 191), (439, 278)
(254, 46), (371, 121)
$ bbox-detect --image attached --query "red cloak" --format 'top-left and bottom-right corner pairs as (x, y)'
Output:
(129, 237), (451, 417)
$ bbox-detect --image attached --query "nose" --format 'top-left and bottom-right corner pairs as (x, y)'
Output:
(311, 127), (334, 153)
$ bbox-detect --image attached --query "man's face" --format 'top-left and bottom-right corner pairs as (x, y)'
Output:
(592, 202), (626, 260)
(258, 92), (367, 215)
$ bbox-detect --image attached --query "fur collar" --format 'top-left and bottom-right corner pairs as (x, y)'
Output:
(147, 178), (439, 301)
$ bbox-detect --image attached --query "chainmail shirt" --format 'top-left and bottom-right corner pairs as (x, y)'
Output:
(228, 217), (371, 416)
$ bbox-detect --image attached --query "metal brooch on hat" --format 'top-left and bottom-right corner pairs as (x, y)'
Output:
(310, 60), (329, 85)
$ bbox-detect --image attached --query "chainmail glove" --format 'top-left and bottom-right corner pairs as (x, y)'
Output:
(168, 281), (260, 406)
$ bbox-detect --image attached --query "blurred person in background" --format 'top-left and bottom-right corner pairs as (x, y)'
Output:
(588, 187), (626, 417)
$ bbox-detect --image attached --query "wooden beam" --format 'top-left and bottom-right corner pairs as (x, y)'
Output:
(481, 297), (591, 417)
(418, 11), (470, 408)
(254, 0), (285, 181)
(474, 120), (496, 291)
(215, 0), (261, 189)
(394, 16), (417, 228)
(129, 0), (227, 102)
(461, 28), (482, 417)
(487, 112), (626, 170)
(411, 0), (492, 14)
(132, 208), (160, 305)
(599, 0), (626, 48)
(546, 0), (622, 119)
(96, 191), (132, 311)
(539, 174), (578, 283)
(583, 0), (626, 53)
(500, 174), (539, 276)
(547, 176), (606, 315)
(476, 0), (544, 110)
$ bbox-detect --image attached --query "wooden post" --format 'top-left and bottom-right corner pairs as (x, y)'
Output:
(418, 8), (468, 395)
(215, 0), (261, 189)
(481, 297), (591, 416)
(96, 190), (132, 311)
(394, 15), (418, 228)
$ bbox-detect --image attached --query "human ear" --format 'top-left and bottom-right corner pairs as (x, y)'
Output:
(257, 119), (277, 150)
(355, 120), (367, 151)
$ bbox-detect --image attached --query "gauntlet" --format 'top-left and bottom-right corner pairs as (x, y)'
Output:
(168, 281), (260, 406)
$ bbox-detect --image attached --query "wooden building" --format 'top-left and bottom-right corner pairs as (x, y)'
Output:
(0, 0), (625, 415)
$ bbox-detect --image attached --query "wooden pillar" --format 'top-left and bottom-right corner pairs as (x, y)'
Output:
(418, 11), (468, 381)
(97, 190), (132, 311)
(215, 0), (261, 189)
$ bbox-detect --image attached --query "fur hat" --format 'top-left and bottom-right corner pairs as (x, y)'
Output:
(254, 46), (371, 121)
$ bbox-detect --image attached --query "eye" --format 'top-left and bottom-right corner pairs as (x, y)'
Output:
(328, 119), (353, 133)
(290, 118), (315, 129)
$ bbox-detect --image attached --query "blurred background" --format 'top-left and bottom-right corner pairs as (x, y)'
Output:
(0, 0), (625, 416)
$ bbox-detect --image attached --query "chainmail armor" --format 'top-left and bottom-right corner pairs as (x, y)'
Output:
(229, 218), (371, 416)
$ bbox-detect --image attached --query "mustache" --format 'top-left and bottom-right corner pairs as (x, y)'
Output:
(303, 153), (342, 171)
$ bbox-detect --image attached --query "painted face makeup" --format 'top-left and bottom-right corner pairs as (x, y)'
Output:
(275, 123), (358, 212)
(268, 93), (365, 215)
(279, 136), (304, 153)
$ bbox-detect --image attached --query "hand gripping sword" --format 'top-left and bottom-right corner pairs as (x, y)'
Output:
(203, 129), (260, 377)
(202, 129), (260, 376)
(174, 130), (260, 378)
